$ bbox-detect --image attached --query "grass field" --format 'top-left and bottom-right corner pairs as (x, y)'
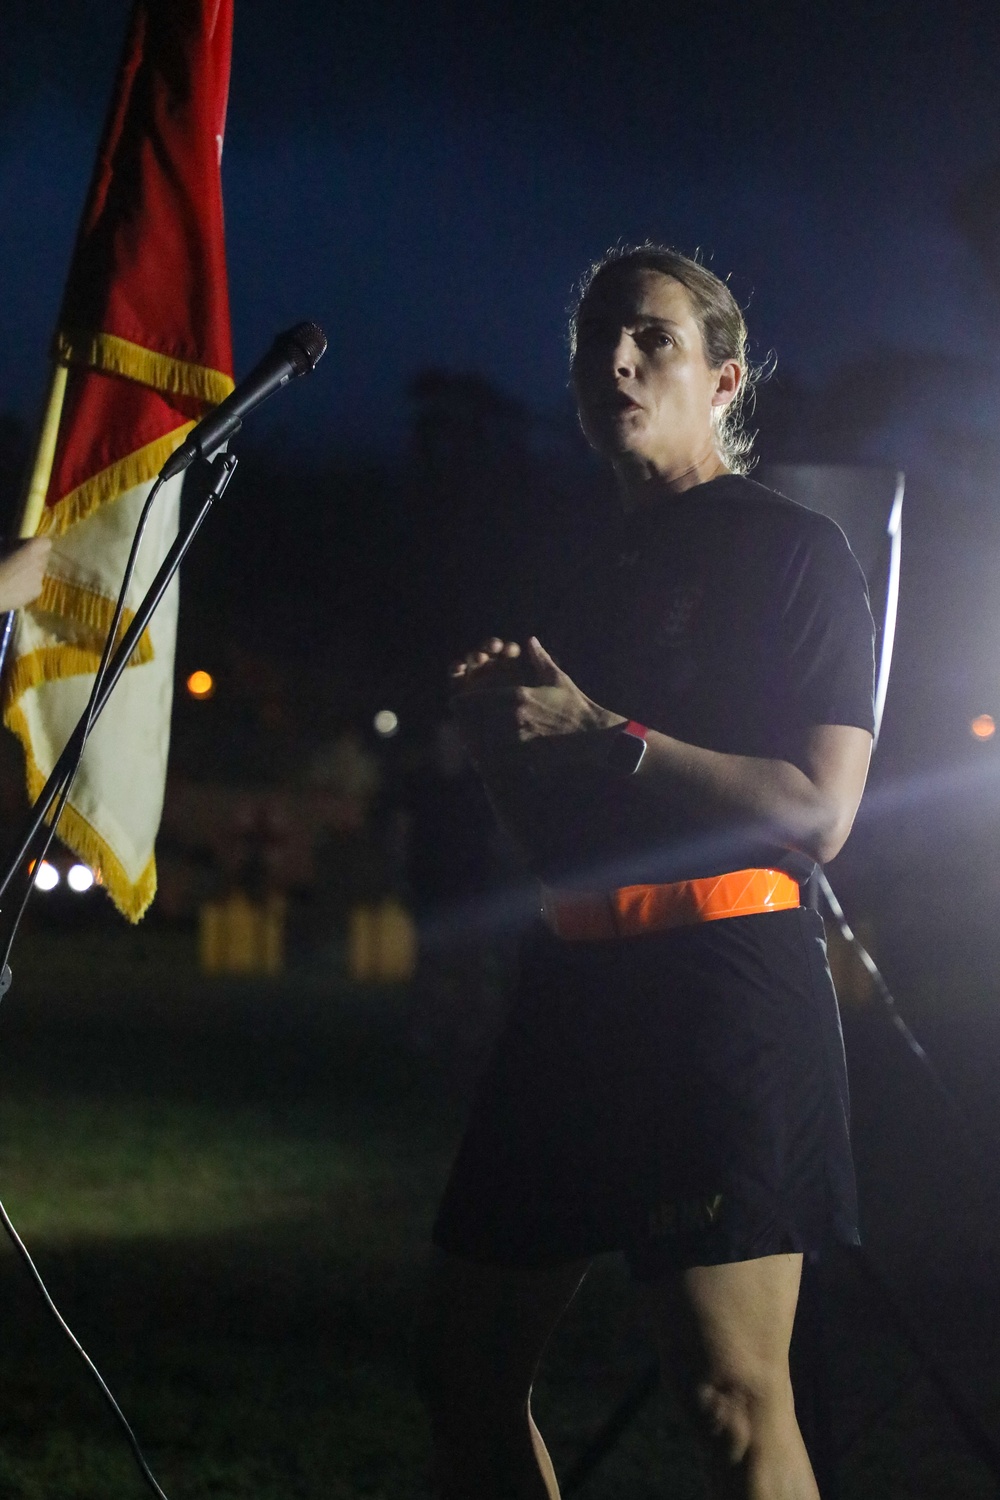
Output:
(0, 925), (996, 1498)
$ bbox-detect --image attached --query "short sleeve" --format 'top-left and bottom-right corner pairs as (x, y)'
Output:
(779, 517), (876, 734)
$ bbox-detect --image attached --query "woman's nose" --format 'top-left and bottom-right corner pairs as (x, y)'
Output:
(613, 334), (636, 378)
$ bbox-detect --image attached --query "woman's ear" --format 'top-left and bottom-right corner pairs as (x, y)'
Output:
(711, 360), (742, 410)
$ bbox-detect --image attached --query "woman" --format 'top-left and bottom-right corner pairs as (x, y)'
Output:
(414, 245), (874, 1499)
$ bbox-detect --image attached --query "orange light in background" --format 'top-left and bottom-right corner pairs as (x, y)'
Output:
(186, 670), (215, 700)
(970, 714), (996, 740)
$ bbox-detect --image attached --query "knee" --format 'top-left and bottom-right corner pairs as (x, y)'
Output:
(693, 1359), (794, 1466)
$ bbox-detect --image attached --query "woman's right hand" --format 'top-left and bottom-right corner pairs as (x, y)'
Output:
(449, 637), (528, 693)
(0, 536), (52, 612)
(447, 638), (551, 859)
(448, 637), (534, 766)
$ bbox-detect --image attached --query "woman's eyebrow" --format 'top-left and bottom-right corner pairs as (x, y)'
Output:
(632, 315), (682, 332)
(578, 313), (682, 332)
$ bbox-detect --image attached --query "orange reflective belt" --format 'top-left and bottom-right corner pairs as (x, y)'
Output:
(541, 867), (800, 942)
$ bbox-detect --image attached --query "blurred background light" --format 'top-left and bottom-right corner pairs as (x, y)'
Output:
(373, 709), (399, 738)
(970, 713), (995, 740)
(67, 863), (95, 893)
(186, 670), (215, 700)
(33, 861), (59, 891)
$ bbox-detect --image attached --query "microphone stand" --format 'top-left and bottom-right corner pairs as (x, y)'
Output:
(0, 612), (16, 682)
(0, 450), (239, 953)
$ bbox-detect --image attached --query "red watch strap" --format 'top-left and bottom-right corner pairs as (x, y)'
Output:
(623, 720), (648, 739)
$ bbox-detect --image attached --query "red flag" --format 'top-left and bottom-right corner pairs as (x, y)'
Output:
(43, 0), (234, 536)
(5, 0), (235, 921)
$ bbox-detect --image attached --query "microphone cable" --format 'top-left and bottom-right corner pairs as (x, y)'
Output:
(0, 472), (174, 1500)
(0, 1196), (171, 1500)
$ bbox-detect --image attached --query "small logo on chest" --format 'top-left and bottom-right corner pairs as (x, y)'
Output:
(655, 582), (704, 644)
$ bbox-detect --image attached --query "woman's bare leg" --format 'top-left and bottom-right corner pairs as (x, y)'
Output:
(413, 1250), (590, 1500)
(645, 1252), (819, 1500)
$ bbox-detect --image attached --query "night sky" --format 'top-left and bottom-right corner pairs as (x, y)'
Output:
(5, 0), (1000, 798)
(3, 0), (1000, 455)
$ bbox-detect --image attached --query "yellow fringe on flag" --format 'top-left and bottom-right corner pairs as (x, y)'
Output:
(33, 572), (151, 650)
(4, 698), (158, 922)
(55, 328), (235, 407)
(3, 636), (154, 713)
(1, 574), (155, 712)
(38, 423), (195, 537)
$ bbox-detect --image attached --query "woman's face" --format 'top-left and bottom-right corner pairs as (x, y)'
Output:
(571, 269), (740, 481)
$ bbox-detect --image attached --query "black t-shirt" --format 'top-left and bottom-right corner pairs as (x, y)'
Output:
(526, 473), (875, 886)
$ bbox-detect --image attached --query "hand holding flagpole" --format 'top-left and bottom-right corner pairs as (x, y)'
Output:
(0, 359), (67, 676)
(0, 539), (52, 614)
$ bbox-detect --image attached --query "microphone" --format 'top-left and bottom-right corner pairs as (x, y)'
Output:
(160, 322), (327, 480)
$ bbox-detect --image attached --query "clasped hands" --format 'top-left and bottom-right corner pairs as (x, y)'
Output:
(449, 636), (623, 769)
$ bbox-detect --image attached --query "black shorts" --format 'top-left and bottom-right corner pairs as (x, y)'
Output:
(432, 906), (859, 1280)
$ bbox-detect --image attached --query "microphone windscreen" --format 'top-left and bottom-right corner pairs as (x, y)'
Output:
(283, 322), (328, 375)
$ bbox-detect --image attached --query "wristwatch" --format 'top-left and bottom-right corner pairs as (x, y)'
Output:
(606, 719), (648, 776)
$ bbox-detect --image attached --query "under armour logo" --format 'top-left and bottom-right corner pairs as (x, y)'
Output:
(657, 583), (704, 642)
(647, 1193), (724, 1238)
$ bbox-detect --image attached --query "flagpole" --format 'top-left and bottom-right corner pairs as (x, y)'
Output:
(19, 362), (68, 539)
(0, 363), (69, 679)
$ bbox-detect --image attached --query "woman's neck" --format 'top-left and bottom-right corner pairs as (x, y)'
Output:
(614, 449), (731, 512)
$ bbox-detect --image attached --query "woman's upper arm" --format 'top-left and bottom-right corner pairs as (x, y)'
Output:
(802, 723), (873, 862)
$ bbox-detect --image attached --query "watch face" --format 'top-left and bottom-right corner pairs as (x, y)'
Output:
(607, 728), (647, 776)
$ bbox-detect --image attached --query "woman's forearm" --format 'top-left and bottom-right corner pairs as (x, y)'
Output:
(474, 720), (869, 873)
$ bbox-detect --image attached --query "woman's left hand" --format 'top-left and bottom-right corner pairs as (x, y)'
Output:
(455, 637), (624, 749)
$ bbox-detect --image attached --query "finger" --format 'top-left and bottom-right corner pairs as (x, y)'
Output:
(527, 637), (562, 685)
(502, 642), (521, 658)
(481, 637), (506, 656)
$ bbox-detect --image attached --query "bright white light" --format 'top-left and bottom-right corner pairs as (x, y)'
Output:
(34, 861), (60, 891)
(373, 709), (399, 738)
(67, 864), (95, 893)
